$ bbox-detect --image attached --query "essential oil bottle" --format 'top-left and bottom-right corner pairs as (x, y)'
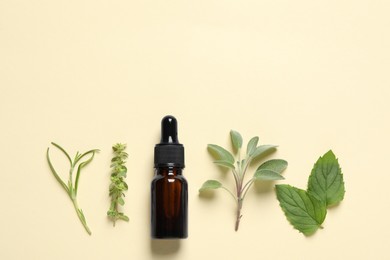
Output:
(151, 115), (188, 239)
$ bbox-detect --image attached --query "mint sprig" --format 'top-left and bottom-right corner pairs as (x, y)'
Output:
(46, 142), (99, 235)
(199, 130), (287, 231)
(276, 150), (345, 235)
(107, 143), (129, 225)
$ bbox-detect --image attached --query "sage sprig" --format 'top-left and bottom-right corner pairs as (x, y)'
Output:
(107, 143), (129, 225)
(46, 142), (99, 235)
(199, 130), (287, 231)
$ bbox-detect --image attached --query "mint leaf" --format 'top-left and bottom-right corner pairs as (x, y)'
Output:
(199, 180), (223, 191)
(230, 130), (243, 151)
(276, 185), (327, 235)
(308, 150), (345, 207)
(246, 136), (259, 156)
(207, 144), (235, 164)
(213, 160), (235, 170)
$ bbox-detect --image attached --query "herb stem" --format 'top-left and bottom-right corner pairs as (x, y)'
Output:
(221, 186), (237, 202)
(232, 169), (240, 193)
(235, 198), (243, 231)
(240, 157), (251, 186)
(72, 199), (91, 235)
(241, 179), (254, 201)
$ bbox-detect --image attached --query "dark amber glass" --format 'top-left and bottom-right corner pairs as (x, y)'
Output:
(151, 166), (188, 239)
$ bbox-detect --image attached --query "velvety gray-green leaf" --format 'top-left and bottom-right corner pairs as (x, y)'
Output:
(199, 180), (222, 192)
(230, 130), (243, 151)
(251, 145), (278, 160)
(256, 159), (288, 173)
(276, 184), (327, 236)
(213, 160), (235, 170)
(254, 169), (284, 180)
(246, 136), (259, 156)
(207, 144), (235, 164)
(307, 150), (345, 207)
(254, 159), (287, 179)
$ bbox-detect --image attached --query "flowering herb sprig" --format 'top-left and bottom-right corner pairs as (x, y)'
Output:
(107, 143), (129, 225)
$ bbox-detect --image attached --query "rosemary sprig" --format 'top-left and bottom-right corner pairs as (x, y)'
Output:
(107, 143), (129, 226)
(46, 142), (99, 235)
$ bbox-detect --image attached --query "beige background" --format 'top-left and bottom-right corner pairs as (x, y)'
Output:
(1, 0), (389, 259)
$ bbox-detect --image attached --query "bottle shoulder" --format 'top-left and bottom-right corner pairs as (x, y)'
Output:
(152, 174), (187, 181)
(152, 174), (187, 185)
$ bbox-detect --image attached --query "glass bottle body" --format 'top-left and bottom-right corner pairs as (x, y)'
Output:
(151, 166), (188, 239)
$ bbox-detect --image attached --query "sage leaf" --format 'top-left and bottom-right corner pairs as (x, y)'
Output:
(254, 159), (287, 179)
(251, 145), (277, 160)
(207, 144), (235, 164)
(213, 160), (235, 170)
(246, 136), (259, 156)
(256, 159), (288, 173)
(230, 130), (243, 151)
(254, 170), (284, 180)
(199, 180), (223, 191)
(307, 150), (345, 207)
(276, 184), (327, 235)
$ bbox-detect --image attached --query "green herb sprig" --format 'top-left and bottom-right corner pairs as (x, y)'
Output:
(276, 150), (345, 235)
(46, 142), (99, 235)
(199, 130), (288, 231)
(107, 143), (129, 225)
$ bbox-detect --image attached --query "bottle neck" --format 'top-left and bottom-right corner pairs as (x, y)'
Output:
(156, 166), (183, 176)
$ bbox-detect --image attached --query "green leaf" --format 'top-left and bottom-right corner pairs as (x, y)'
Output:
(213, 160), (235, 170)
(307, 150), (345, 207)
(207, 144), (235, 164)
(251, 145), (277, 160)
(51, 142), (72, 166)
(46, 148), (69, 194)
(230, 130), (243, 151)
(118, 214), (129, 221)
(246, 136), (259, 156)
(75, 149), (100, 165)
(254, 170), (284, 180)
(276, 185), (327, 235)
(255, 159), (288, 175)
(199, 180), (223, 192)
(118, 197), (125, 206)
(75, 151), (96, 195)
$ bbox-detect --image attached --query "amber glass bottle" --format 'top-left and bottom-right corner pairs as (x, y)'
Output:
(151, 116), (188, 239)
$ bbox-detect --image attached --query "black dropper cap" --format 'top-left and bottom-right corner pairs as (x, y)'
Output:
(154, 116), (185, 168)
